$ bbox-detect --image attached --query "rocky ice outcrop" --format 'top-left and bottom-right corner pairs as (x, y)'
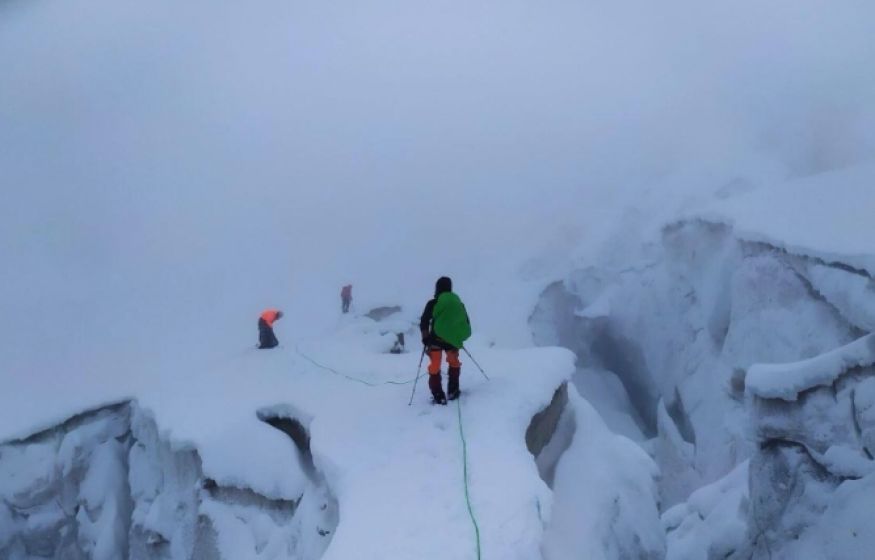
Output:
(527, 383), (571, 488)
(747, 334), (875, 401)
(529, 382), (667, 560)
(541, 386), (666, 560)
(529, 209), (875, 560)
(531, 219), (868, 511)
(654, 400), (701, 508)
(0, 403), (134, 559)
(662, 461), (750, 560)
(745, 334), (875, 559)
(0, 402), (337, 559)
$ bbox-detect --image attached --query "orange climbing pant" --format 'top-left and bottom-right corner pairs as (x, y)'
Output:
(428, 348), (461, 375)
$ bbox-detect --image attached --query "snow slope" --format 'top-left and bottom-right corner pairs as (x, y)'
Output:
(1, 315), (575, 558)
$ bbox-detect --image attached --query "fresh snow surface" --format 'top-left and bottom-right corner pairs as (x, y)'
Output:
(663, 461), (749, 560)
(1, 315), (575, 559)
(747, 333), (875, 401)
(804, 263), (875, 332)
(695, 161), (875, 276)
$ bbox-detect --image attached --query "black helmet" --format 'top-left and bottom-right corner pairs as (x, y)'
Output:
(435, 276), (452, 295)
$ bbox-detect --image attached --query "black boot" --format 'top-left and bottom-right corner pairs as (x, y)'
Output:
(447, 367), (461, 400)
(429, 372), (447, 405)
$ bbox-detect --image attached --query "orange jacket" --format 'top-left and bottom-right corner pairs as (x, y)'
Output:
(261, 309), (281, 327)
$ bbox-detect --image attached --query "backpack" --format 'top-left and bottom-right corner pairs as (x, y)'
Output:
(432, 292), (471, 349)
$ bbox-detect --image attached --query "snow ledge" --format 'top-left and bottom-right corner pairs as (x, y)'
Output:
(747, 334), (875, 401)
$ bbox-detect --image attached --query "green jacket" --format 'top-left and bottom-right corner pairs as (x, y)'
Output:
(432, 292), (471, 349)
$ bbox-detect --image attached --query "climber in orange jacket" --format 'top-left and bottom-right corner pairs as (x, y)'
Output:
(258, 309), (283, 349)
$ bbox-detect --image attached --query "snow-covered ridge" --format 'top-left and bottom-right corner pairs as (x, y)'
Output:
(689, 161), (875, 277)
(747, 334), (875, 401)
(746, 338), (875, 557)
(532, 186), (875, 557)
(0, 400), (336, 559)
(662, 461), (749, 560)
(1, 315), (578, 558)
(532, 213), (872, 477)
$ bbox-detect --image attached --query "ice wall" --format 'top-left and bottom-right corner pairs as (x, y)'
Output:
(531, 219), (868, 510)
(746, 335), (875, 559)
(0, 402), (337, 559)
(541, 387), (666, 560)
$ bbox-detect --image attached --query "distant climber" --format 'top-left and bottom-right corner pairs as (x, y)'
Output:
(341, 284), (353, 314)
(390, 333), (406, 354)
(258, 309), (283, 349)
(420, 276), (471, 404)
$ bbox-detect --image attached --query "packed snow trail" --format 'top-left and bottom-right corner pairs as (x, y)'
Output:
(292, 324), (571, 560)
(299, 339), (485, 556)
(294, 341), (488, 558)
(456, 396), (483, 560)
(294, 327), (573, 560)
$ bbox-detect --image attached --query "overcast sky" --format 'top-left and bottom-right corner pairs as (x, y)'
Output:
(2, 0), (874, 378)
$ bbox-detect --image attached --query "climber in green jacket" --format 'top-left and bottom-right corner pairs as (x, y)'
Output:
(420, 276), (471, 404)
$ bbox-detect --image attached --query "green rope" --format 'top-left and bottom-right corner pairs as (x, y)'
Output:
(295, 345), (412, 386)
(297, 344), (482, 559)
(456, 396), (482, 560)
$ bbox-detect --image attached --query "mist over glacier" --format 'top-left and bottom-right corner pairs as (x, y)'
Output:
(3, 0), (874, 377)
(2, 1), (874, 558)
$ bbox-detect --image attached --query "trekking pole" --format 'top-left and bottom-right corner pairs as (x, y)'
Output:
(462, 347), (490, 381)
(408, 347), (427, 406)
